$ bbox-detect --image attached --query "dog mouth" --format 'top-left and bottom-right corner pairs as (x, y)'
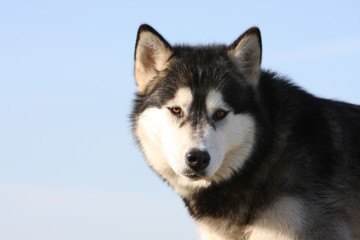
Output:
(184, 173), (201, 179)
(183, 170), (207, 179)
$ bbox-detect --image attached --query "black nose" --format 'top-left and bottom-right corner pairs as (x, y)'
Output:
(185, 149), (210, 171)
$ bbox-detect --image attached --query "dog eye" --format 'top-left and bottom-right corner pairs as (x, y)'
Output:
(169, 107), (183, 117)
(213, 109), (228, 121)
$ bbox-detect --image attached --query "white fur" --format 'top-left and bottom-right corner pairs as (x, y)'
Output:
(135, 88), (212, 195)
(197, 197), (304, 240)
(135, 88), (256, 197)
(161, 88), (197, 176)
(205, 90), (256, 183)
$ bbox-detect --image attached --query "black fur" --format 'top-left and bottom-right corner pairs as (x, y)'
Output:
(132, 44), (257, 128)
(183, 71), (360, 224)
(131, 25), (360, 239)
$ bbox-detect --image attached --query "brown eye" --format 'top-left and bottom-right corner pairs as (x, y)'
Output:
(213, 109), (228, 121)
(216, 110), (225, 118)
(169, 107), (183, 117)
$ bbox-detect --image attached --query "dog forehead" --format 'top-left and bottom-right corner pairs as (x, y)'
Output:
(166, 87), (227, 111)
(166, 87), (193, 107)
(206, 90), (228, 112)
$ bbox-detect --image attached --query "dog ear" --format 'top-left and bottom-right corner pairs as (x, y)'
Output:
(228, 27), (262, 87)
(134, 24), (172, 93)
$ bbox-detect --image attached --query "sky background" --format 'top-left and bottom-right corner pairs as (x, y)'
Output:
(1, 1), (360, 239)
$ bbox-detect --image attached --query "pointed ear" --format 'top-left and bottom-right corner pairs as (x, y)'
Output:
(134, 24), (173, 93)
(227, 27), (262, 87)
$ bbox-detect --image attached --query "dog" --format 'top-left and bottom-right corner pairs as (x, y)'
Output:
(130, 24), (360, 239)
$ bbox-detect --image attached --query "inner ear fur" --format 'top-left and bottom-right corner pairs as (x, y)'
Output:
(134, 24), (173, 93)
(227, 27), (262, 87)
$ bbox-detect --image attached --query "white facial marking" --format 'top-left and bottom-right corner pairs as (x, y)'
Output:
(136, 87), (210, 196)
(204, 90), (256, 182)
(206, 90), (231, 113)
(165, 87), (193, 112)
(162, 87), (202, 176)
(135, 88), (256, 196)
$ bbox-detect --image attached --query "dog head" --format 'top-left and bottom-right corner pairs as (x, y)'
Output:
(132, 25), (261, 196)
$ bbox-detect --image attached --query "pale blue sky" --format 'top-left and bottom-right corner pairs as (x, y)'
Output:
(0, 1), (359, 239)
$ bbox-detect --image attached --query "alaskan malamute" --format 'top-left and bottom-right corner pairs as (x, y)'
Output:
(131, 24), (360, 239)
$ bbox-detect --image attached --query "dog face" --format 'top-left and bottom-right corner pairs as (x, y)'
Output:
(132, 25), (262, 195)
